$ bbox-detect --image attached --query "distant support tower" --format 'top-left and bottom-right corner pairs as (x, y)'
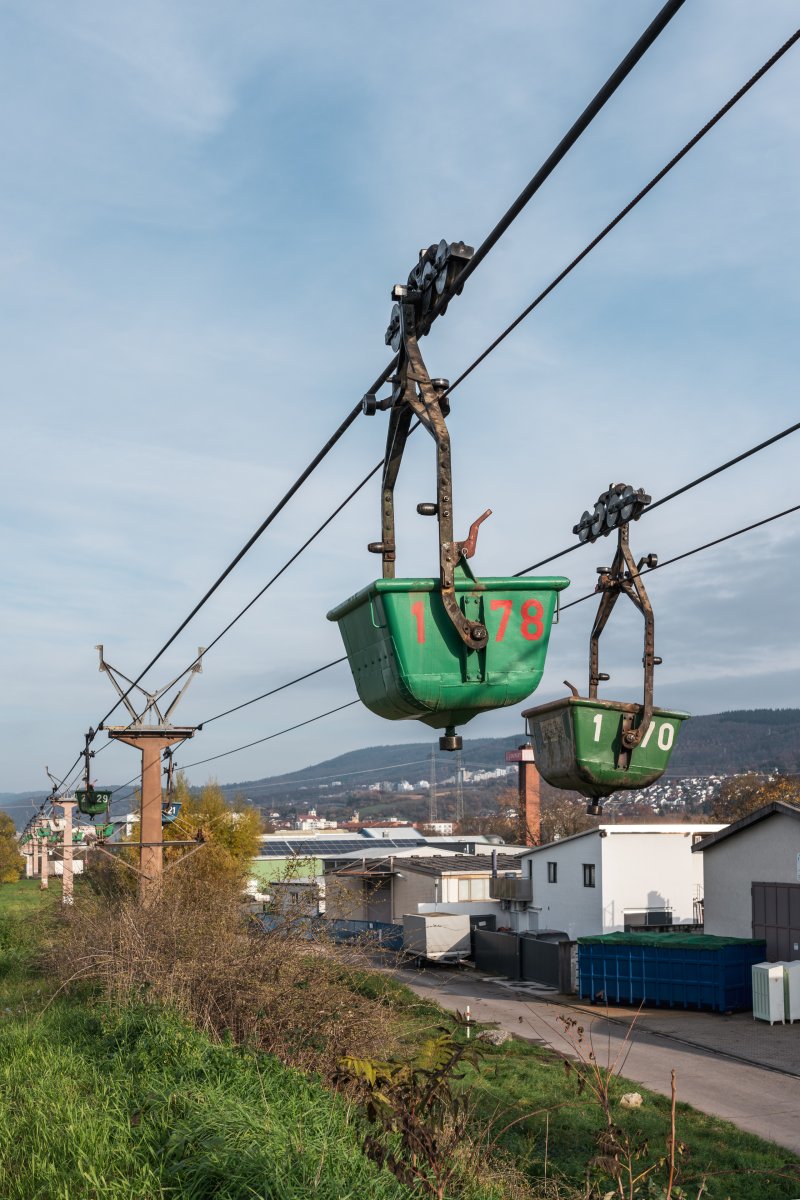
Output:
(455, 749), (465, 824)
(429, 745), (438, 823)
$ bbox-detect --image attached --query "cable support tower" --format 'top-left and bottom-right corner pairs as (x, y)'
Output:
(51, 3), (686, 786)
(454, 749), (465, 824)
(429, 746), (438, 823)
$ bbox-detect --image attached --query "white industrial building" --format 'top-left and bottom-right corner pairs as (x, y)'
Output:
(692, 801), (800, 958)
(497, 823), (725, 939)
(328, 854), (521, 924)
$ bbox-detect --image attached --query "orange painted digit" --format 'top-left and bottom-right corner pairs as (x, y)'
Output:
(411, 600), (425, 643)
(490, 598), (513, 641)
(520, 598), (544, 641)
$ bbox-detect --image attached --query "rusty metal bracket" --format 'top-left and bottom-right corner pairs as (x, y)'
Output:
(368, 249), (490, 651)
(89, 842), (152, 879)
(588, 521), (660, 751)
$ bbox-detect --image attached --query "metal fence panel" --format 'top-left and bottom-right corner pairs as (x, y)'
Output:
(752, 882), (800, 962)
(473, 929), (522, 979)
(520, 937), (559, 987)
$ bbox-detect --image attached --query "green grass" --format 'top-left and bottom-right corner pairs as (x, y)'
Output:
(0, 877), (55, 916)
(0, 882), (486, 1200)
(2, 878), (799, 1200)
(462, 1037), (800, 1200)
(0, 1000), (420, 1200)
(348, 963), (800, 1199)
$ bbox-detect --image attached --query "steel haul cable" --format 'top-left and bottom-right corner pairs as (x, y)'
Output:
(36, 487), (797, 838)
(165, 417), (800, 739)
(443, 28), (800, 400)
(170, 499), (800, 775)
(559, 502), (800, 612)
(515, 417), (800, 575)
(51, 3), (686, 782)
(34, 406), (800, 818)
(163, 24), (798, 671)
(177, 701), (361, 771)
(47, 20), (797, 808)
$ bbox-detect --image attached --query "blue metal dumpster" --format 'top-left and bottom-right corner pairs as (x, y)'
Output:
(577, 932), (767, 1013)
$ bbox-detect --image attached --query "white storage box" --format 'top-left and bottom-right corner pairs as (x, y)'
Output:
(776, 960), (800, 1023)
(752, 962), (785, 1025)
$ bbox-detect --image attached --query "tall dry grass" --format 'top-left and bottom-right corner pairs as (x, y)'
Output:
(47, 867), (399, 1079)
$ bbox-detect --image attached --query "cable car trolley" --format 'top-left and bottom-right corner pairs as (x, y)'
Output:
(161, 748), (182, 826)
(328, 240), (568, 750)
(75, 787), (113, 817)
(523, 484), (689, 814)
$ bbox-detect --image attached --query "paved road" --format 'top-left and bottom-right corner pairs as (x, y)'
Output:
(392, 964), (800, 1155)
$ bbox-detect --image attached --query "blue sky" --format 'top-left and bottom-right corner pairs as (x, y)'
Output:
(2, 1), (799, 796)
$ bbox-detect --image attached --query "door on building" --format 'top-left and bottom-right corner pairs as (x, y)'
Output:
(751, 882), (800, 960)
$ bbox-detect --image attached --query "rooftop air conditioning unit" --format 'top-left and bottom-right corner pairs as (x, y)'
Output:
(752, 962), (785, 1025)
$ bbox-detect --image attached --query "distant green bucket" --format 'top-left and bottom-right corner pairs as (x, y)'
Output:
(524, 696), (689, 798)
(328, 574), (569, 731)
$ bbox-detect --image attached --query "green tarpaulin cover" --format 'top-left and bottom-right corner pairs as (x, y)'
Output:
(577, 932), (764, 950)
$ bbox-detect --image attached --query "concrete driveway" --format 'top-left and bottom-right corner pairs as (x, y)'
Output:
(391, 963), (800, 1155)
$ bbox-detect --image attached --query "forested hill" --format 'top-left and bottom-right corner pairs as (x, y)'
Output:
(222, 708), (800, 796)
(5, 710), (800, 819)
(667, 709), (800, 774)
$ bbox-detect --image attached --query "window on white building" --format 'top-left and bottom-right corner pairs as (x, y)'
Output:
(583, 863), (596, 888)
(457, 877), (490, 901)
(547, 861), (557, 883)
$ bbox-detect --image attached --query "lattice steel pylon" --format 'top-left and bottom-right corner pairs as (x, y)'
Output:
(428, 745), (438, 823)
(454, 749), (465, 824)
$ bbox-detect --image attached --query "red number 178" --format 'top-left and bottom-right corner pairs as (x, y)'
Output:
(490, 598), (544, 642)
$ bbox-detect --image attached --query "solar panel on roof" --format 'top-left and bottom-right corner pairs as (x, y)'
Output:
(259, 834), (439, 858)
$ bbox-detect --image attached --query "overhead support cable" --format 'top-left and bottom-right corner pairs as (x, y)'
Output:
(288, 33), (800, 595)
(92, 403), (381, 732)
(515, 417), (800, 576)
(177, 700), (361, 771)
(198, 658), (348, 727)
(53, 14), (791, 786)
(70, 3), (685, 747)
(444, 28), (800, 400)
(162, 467), (383, 687)
(560, 501), (800, 611)
(434, 0), (687, 304)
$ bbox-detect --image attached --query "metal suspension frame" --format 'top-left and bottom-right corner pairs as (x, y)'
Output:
(589, 522), (659, 751)
(95, 644), (204, 727)
(369, 287), (490, 650)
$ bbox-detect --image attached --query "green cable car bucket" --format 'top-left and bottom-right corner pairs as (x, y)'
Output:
(75, 787), (112, 817)
(525, 696), (688, 802)
(328, 240), (568, 749)
(329, 563), (567, 736)
(523, 484), (688, 812)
